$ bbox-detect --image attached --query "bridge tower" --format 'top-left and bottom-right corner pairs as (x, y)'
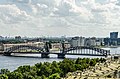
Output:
(58, 42), (65, 58)
(0, 43), (4, 51)
(4, 52), (11, 56)
(41, 42), (50, 58)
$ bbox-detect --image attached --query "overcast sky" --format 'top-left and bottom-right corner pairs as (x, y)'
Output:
(0, 0), (120, 37)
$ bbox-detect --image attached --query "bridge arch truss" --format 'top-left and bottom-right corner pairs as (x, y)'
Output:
(63, 46), (110, 57)
(4, 45), (45, 55)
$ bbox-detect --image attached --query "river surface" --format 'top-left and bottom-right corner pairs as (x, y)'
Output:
(0, 47), (120, 71)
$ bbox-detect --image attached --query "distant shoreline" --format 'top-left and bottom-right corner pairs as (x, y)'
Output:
(94, 46), (120, 49)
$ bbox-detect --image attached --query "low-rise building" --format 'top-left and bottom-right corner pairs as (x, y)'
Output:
(51, 43), (61, 50)
(64, 41), (71, 48)
(51, 42), (71, 51)
(33, 42), (45, 48)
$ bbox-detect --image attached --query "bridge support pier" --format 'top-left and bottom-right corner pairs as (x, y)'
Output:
(4, 52), (11, 56)
(58, 53), (65, 58)
(41, 53), (49, 58)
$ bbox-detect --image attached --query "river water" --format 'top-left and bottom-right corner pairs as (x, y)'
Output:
(0, 47), (120, 71)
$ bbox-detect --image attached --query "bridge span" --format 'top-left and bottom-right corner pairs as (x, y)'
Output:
(3, 43), (110, 58)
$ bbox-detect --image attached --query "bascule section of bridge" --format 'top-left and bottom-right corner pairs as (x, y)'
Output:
(3, 42), (50, 58)
(3, 42), (110, 58)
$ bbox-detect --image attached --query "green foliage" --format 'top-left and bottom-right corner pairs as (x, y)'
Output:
(59, 59), (76, 77)
(99, 58), (106, 63)
(7, 72), (23, 79)
(90, 59), (96, 66)
(0, 69), (10, 74)
(0, 58), (106, 79)
(0, 74), (8, 79)
(15, 65), (31, 73)
(23, 73), (35, 79)
(35, 62), (42, 69)
(49, 73), (60, 79)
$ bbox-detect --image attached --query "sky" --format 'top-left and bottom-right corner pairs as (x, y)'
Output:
(0, 0), (120, 37)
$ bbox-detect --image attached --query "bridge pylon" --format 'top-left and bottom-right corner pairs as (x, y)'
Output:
(41, 53), (49, 58)
(4, 52), (11, 56)
(41, 42), (50, 58)
(0, 43), (4, 51)
(58, 53), (65, 58)
(44, 42), (50, 53)
(57, 42), (66, 58)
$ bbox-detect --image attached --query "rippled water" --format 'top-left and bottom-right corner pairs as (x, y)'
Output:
(0, 55), (63, 71)
(0, 47), (119, 71)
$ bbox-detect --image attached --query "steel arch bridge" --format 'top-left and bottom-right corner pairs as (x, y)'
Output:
(3, 45), (110, 58)
(4, 45), (45, 56)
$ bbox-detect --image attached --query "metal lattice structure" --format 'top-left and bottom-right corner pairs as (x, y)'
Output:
(3, 44), (110, 58)
(4, 45), (45, 55)
(63, 46), (110, 56)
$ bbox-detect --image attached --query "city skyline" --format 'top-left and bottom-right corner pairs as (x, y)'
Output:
(0, 0), (120, 37)
(0, 31), (120, 38)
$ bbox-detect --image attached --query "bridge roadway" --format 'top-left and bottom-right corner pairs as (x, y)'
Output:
(3, 52), (108, 58)
(6, 52), (107, 56)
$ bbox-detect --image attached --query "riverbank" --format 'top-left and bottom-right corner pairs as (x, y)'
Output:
(0, 58), (106, 79)
(94, 45), (120, 49)
(65, 56), (120, 79)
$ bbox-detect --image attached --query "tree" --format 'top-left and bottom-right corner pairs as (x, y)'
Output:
(99, 58), (106, 63)
(35, 63), (42, 69)
(0, 74), (8, 79)
(51, 61), (61, 74)
(75, 58), (82, 64)
(22, 72), (35, 79)
(59, 59), (76, 77)
(90, 59), (96, 66)
(7, 72), (23, 79)
(75, 64), (83, 70)
(51, 66), (61, 74)
(37, 64), (52, 77)
(49, 73), (60, 79)
(0, 69), (10, 74)
(41, 75), (47, 79)
(15, 65), (31, 73)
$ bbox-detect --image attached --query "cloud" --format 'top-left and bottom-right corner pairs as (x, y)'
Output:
(0, 0), (120, 37)
(0, 4), (29, 24)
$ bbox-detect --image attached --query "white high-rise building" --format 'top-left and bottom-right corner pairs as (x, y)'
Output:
(71, 36), (85, 47)
(85, 37), (96, 46)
